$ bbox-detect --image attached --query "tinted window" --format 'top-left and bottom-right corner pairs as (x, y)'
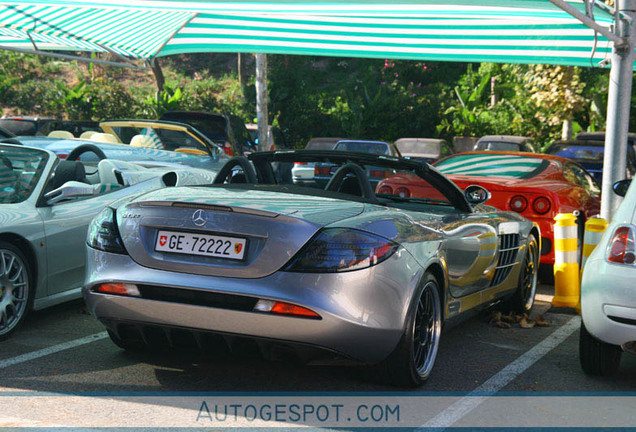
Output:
(306, 140), (339, 150)
(547, 144), (604, 162)
(160, 112), (228, 142)
(335, 141), (390, 155)
(0, 120), (38, 136)
(564, 163), (600, 194)
(229, 116), (253, 148)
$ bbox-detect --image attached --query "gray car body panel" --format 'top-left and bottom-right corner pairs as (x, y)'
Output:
(84, 183), (534, 362)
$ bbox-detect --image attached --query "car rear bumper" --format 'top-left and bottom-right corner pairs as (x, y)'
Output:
(83, 247), (422, 363)
(533, 218), (554, 265)
(581, 257), (636, 346)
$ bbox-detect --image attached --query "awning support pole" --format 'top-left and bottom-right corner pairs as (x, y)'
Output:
(548, 0), (626, 47)
(255, 53), (269, 152)
(601, 0), (636, 220)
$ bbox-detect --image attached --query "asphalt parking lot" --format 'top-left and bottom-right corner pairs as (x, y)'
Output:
(2, 283), (636, 428)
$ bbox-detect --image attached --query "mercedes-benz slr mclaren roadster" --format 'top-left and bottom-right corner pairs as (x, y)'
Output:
(83, 150), (540, 387)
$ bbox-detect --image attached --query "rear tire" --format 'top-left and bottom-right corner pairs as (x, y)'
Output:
(372, 272), (442, 387)
(579, 322), (622, 376)
(508, 234), (540, 313)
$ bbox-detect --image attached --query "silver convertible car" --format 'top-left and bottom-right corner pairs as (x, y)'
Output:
(0, 143), (217, 340)
(83, 150), (539, 387)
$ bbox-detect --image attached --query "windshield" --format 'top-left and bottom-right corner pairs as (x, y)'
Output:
(0, 145), (49, 204)
(108, 125), (209, 153)
(306, 139), (339, 150)
(335, 141), (390, 155)
(395, 140), (441, 157)
(436, 153), (548, 179)
(547, 144), (604, 162)
(475, 141), (522, 151)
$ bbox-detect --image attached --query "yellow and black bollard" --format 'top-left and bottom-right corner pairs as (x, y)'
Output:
(552, 213), (580, 307)
(581, 217), (608, 271)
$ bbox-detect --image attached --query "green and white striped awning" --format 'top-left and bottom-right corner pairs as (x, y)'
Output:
(0, 0), (620, 67)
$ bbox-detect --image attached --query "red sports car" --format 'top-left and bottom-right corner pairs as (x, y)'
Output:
(376, 151), (601, 267)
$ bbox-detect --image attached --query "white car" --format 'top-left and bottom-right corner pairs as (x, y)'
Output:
(580, 179), (636, 376)
(291, 137), (342, 185)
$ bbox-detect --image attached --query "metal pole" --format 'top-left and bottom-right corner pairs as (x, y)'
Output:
(255, 53), (269, 152)
(601, 0), (636, 220)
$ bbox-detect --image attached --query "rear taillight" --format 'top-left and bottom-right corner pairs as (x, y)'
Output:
(315, 166), (331, 176)
(87, 207), (127, 254)
(284, 228), (399, 273)
(377, 185), (393, 194)
(607, 226), (636, 264)
(532, 197), (551, 214)
(222, 141), (234, 156)
(509, 195), (527, 212)
(395, 187), (411, 198)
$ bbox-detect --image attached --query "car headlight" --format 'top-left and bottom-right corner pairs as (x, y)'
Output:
(283, 228), (399, 273)
(87, 207), (127, 254)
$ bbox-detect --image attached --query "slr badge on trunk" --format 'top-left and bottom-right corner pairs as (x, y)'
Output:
(192, 209), (208, 227)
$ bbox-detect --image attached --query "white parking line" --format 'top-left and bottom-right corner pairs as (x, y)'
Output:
(420, 315), (581, 429)
(0, 332), (108, 370)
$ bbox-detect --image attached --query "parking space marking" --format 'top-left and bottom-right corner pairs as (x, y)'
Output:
(0, 332), (107, 370)
(420, 315), (581, 429)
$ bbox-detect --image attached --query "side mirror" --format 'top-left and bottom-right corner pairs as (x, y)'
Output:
(45, 181), (94, 205)
(613, 179), (632, 197)
(464, 185), (491, 205)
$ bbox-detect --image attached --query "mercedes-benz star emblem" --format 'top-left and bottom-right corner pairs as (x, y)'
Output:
(192, 209), (208, 227)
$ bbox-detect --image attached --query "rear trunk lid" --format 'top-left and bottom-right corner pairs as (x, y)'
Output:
(117, 186), (365, 278)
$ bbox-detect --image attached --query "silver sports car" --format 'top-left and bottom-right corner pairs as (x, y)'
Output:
(0, 143), (217, 340)
(83, 150), (539, 387)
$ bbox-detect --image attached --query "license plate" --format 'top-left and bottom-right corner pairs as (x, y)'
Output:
(155, 230), (247, 260)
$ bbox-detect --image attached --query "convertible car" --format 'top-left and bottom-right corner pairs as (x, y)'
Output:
(83, 150), (539, 387)
(378, 151), (599, 269)
(5, 119), (229, 171)
(0, 143), (217, 340)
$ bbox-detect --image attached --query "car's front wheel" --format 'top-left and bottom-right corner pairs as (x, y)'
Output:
(579, 322), (622, 376)
(374, 272), (442, 387)
(0, 241), (33, 341)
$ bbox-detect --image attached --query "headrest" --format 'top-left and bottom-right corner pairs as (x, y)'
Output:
(80, 130), (98, 140)
(48, 160), (86, 191)
(130, 134), (164, 149)
(90, 133), (118, 143)
(48, 130), (75, 139)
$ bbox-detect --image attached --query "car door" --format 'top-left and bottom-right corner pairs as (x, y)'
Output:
(36, 182), (149, 296)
